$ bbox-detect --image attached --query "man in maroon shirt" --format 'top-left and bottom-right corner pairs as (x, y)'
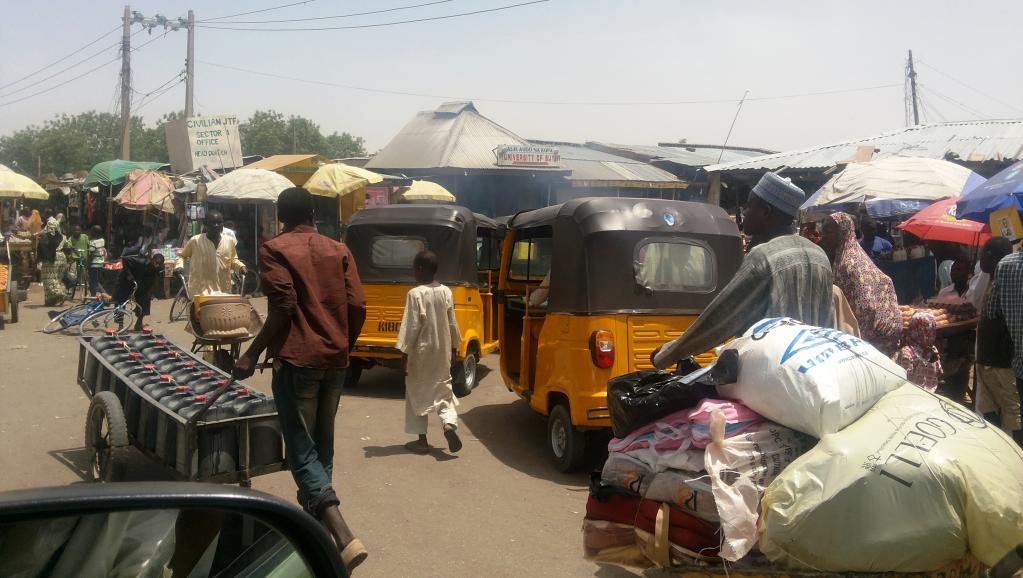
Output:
(233, 187), (368, 572)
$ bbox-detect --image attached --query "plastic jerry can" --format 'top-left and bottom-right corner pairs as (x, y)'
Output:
(170, 361), (200, 382)
(112, 352), (145, 373)
(141, 339), (180, 362)
(124, 362), (158, 379)
(91, 330), (127, 353)
(139, 374), (173, 395)
(189, 375), (224, 395)
(100, 344), (134, 362)
(162, 387), (196, 411)
(126, 327), (156, 349)
(153, 352), (186, 372)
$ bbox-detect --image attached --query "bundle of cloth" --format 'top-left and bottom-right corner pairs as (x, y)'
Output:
(586, 394), (812, 568)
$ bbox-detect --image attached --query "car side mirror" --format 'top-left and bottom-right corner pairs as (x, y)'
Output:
(0, 482), (347, 577)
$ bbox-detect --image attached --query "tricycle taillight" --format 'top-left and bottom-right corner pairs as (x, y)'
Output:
(589, 329), (615, 368)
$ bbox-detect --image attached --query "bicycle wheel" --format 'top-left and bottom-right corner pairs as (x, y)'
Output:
(42, 302), (94, 334)
(169, 288), (189, 322)
(81, 307), (137, 336)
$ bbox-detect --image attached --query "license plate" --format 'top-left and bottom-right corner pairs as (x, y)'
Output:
(377, 321), (401, 333)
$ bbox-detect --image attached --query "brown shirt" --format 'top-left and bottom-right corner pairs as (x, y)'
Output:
(260, 225), (366, 368)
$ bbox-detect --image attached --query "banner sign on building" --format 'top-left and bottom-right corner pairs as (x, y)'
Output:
(495, 145), (560, 168)
(166, 115), (244, 174)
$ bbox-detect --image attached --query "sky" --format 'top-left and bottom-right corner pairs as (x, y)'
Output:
(2, 0), (1021, 155)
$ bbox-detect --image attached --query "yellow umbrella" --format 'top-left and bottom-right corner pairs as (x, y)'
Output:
(401, 180), (456, 203)
(0, 170), (49, 200)
(305, 163), (383, 198)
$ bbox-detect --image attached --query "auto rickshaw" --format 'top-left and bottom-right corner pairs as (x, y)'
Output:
(497, 197), (743, 471)
(344, 205), (500, 395)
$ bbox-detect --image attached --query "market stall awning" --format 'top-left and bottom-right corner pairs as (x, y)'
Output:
(114, 169), (175, 213)
(899, 197), (990, 246)
(305, 163), (383, 198)
(401, 180), (456, 202)
(83, 160), (170, 189)
(801, 157), (985, 218)
(205, 168), (294, 204)
(0, 170), (49, 200)
(955, 160), (1023, 223)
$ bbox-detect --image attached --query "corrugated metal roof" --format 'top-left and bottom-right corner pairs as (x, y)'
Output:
(245, 154), (326, 171)
(535, 141), (681, 183)
(590, 143), (770, 167)
(367, 101), (565, 172)
(705, 120), (1023, 173)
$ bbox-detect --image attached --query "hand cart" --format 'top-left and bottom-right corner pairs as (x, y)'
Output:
(77, 334), (285, 486)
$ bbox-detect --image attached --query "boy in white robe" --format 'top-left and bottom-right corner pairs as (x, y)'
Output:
(396, 250), (463, 454)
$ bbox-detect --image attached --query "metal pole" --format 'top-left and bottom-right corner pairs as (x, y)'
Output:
(185, 10), (195, 118)
(908, 50), (920, 126)
(120, 5), (132, 159)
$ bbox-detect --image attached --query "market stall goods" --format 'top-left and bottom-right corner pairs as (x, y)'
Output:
(759, 383), (1023, 572)
(0, 264), (7, 293)
(898, 303), (978, 329)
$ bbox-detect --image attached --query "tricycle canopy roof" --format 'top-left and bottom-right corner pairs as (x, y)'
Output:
(507, 197), (743, 314)
(345, 204), (496, 285)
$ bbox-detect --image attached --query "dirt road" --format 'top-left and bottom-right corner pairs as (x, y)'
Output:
(0, 286), (654, 578)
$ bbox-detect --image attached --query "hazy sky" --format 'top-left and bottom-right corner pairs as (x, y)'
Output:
(2, 0), (1021, 155)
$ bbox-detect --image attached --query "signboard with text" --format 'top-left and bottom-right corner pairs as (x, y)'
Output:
(166, 115), (244, 174)
(495, 145), (560, 168)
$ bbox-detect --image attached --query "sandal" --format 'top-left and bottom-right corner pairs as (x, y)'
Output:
(443, 426), (463, 453)
(404, 441), (430, 455)
(340, 539), (368, 573)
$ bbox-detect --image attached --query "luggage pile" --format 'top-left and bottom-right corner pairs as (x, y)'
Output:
(585, 317), (1023, 573)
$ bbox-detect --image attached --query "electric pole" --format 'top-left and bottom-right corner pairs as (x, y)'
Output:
(185, 9), (195, 117)
(120, 4), (132, 159)
(907, 50), (920, 126)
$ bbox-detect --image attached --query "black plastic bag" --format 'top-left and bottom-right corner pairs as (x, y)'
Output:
(606, 352), (739, 439)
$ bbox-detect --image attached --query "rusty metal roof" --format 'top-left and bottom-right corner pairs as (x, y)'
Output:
(705, 120), (1023, 173)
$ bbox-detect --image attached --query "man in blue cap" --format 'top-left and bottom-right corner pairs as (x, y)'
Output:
(652, 171), (835, 368)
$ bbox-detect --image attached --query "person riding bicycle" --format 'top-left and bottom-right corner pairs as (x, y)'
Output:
(115, 252), (165, 331)
(174, 210), (247, 297)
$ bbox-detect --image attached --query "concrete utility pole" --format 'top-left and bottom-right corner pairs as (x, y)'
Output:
(120, 5), (132, 159)
(185, 9), (195, 117)
(907, 50), (920, 126)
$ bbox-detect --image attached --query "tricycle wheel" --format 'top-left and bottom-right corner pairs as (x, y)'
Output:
(452, 349), (479, 397)
(344, 359), (363, 388)
(85, 391), (128, 482)
(548, 403), (586, 473)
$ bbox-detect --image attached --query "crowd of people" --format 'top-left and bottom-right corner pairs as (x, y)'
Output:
(653, 171), (1022, 446)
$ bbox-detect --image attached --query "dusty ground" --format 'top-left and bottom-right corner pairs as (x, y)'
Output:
(0, 285), (666, 578)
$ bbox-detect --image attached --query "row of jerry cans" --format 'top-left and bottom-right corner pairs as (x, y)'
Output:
(84, 329), (282, 478)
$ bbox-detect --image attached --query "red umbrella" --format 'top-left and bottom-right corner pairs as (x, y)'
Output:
(899, 196), (991, 246)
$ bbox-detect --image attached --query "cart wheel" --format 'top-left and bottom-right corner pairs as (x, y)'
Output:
(85, 391), (128, 482)
(344, 360), (363, 388)
(169, 291), (189, 322)
(452, 348), (479, 398)
(548, 403), (586, 473)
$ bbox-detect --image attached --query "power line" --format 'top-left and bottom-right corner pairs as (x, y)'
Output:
(133, 71), (186, 100)
(199, 0), (320, 22)
(201, 59), (901, 106)
(135, 77), (186, 114)
(0, 24), (121, 91)
(209, 0), (456, 24)
(917, 60), (1023, 115)
(0, 31), (169, 110)
(197, 0), (550, 31)
(919, 83), (989, 119)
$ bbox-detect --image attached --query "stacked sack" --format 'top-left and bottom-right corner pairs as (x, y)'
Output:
(586, 317), (1023, 572)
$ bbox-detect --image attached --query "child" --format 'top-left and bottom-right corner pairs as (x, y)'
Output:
(893, 311), (943, 392)
(396, 250), (463, 454)
(87, 225), (107, 298)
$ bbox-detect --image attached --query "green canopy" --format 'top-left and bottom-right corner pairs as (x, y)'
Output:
(83, 160), (170, 189)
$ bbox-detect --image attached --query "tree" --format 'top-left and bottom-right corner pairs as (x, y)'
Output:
(238, 110), (366, 158)
(324, 131), (366, 159)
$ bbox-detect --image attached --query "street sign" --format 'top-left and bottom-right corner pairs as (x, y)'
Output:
(165, 115), (244, 173)
(495, 145), (560, 168)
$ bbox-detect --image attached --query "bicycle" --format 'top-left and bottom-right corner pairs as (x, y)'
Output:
(43, 282), (139, 335)
(65, 254), (88, 302)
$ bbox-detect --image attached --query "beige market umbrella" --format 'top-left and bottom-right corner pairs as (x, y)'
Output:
(401, 180), (455, 203)
(305, 163), (383, 198)
(205, 168), (294, 204)
(0, 170), (49, 200)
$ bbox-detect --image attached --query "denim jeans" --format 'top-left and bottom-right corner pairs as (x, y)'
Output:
(271, 361), (346, 516)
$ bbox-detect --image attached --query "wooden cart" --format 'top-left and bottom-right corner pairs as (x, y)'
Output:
(76, 334), (285, 486)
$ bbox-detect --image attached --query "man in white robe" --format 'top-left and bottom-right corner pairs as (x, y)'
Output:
(396, 250), (463, 454)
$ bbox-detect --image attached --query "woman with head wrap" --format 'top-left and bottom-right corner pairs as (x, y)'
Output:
(893, 311), (942, 392)
(820, 212), (902, 355)
(39, 218), (70, 306)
